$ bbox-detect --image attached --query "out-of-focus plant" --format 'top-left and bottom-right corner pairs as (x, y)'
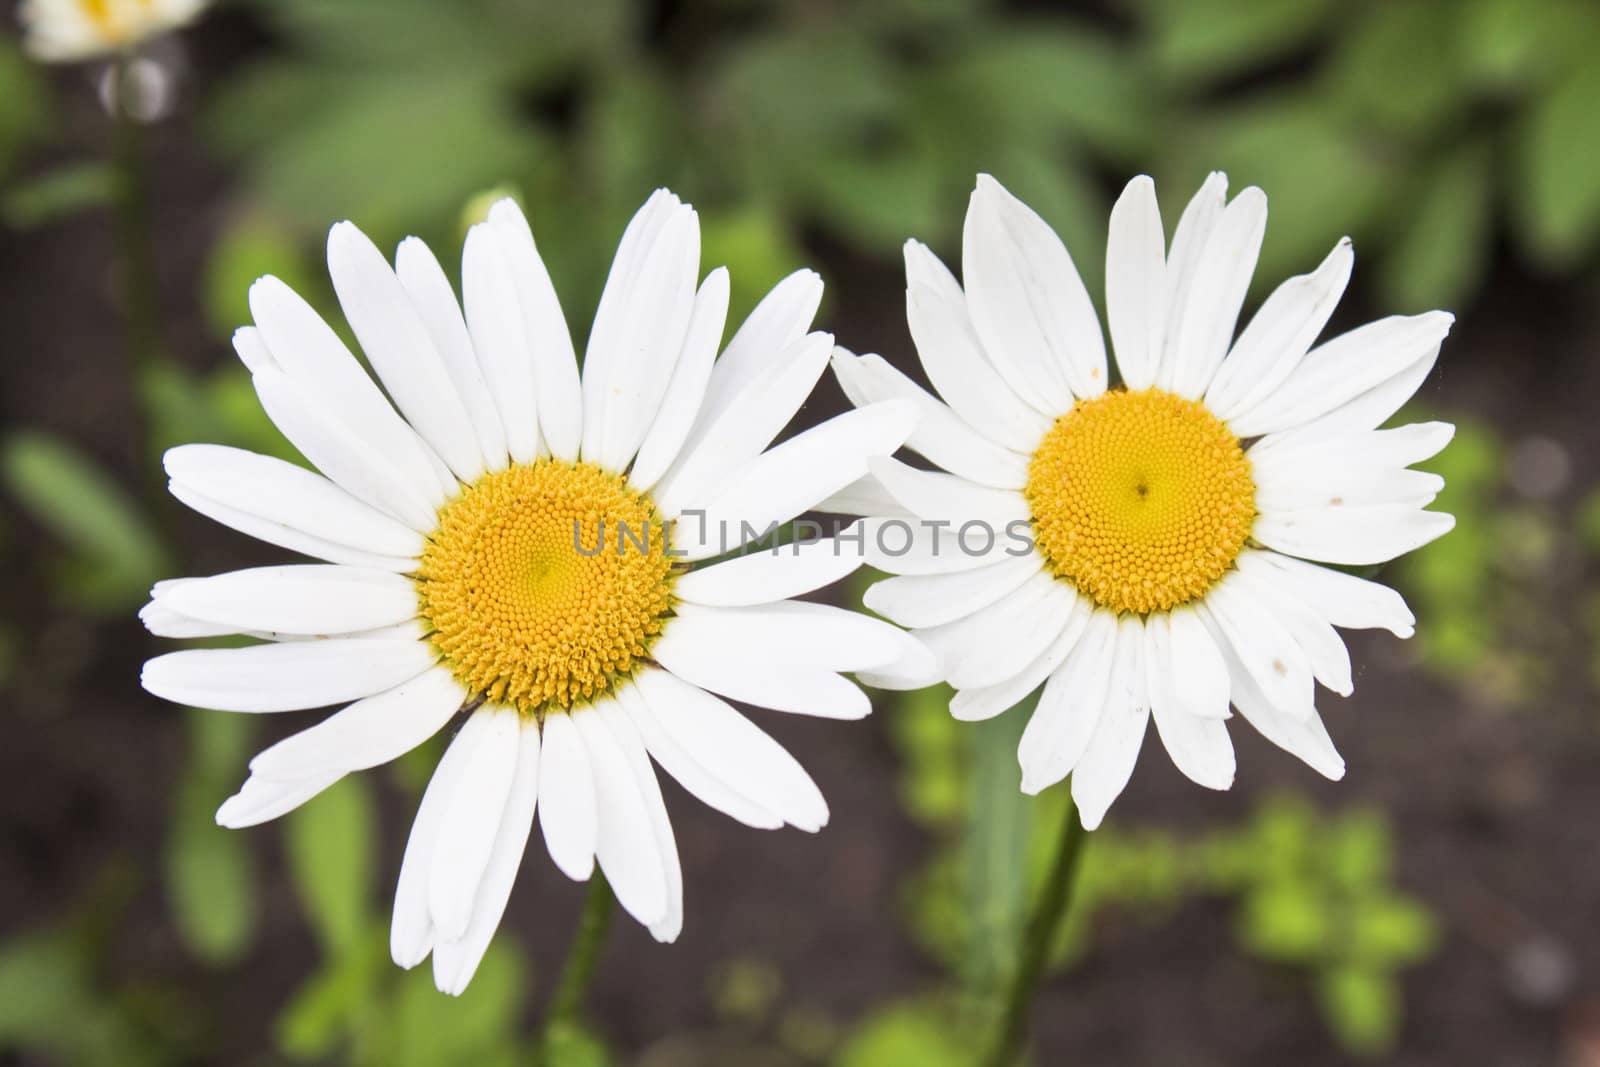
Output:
(885, 685), (1440, 1058)
(1142, 0), (1600, 310)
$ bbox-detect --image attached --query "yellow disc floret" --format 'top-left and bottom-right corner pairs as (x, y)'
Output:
(416, 460), (675, 716)
(1024, 388), (1255, 616)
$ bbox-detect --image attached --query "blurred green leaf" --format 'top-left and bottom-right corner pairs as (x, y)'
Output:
(276, 928), (389, 1061)
(1141, 0), (1336, 82)
(1329, 0), (1466, 135)
(1380, 142), (1492, 310)
(701, 206), (806, 331)
(1239, 881), (1332, 962)
(211, 71), (543, 242)
(1, 162), (117, 229)
(389, 940), (527, 1067)
(1317, 965), (1401, 1056)
(142, 361), (297, 462)
(1350, 895), (1439, 966)
(286, 777), (376, 954)
(168, 775), (258, 965)
(204, 217), (318, 339)
(962, 702), (1033, 992)
(1177, 95), (1390, 286)
(0, 40), (49, 176)
(1516, 56), (1600, 267)
(833, 998), (985, 1067)
(544, 1019), (612, 1067)
(1327, 809), (1391, 890)
(1456, 0), (1600, 91)
(1, 432), (168, 611)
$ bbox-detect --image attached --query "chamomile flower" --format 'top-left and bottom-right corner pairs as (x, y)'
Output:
(19, 0), (206, 62)
(141, 191), (930, 993)
(832, 173), (1455, 829)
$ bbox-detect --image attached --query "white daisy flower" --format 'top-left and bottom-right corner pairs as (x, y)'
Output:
(19, 0), (206, 62)
(832, 173), (1455, 830)
(140, 191), (932, 994)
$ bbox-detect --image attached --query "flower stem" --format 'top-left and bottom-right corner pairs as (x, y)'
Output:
(981, 797), (1090, 1067)
(110, 53), (162, 374)
(537, 874), (615, 1061)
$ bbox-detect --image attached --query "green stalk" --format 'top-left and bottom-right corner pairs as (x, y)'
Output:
(536, 874), (616, 1063)
(981, 797), (1090, 1067)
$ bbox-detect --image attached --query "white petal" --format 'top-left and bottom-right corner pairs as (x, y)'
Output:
(695, 268), (823, 428)
(1228, 312), (1455, 438)
(1266, 336), (1444, 441)
(487, 199), (582, 461)
(1212, 621), (1346, 781)
(866, 456), (1029, 531)
(673, 535), (860, 607)
(1017, 608), (1114, 790)
(656, 331), (834, 518)
(1165, 186), (1267, 399)
(855, 516), (1016, 575)
(216, 770), (343, 829)
(1199, 575), (1316, 720)
(630, 667), (827, 831)
(1163, 607), (1231, 719)
(328, 222), (483, 482)
(391, 708), (485, 968)
(1205, 238), (1353, 421)
(165, 444), (424, 560)
(168, 483), (418, 572)
(615, 679), (779, 829)
(571, 706), (668, 928)
(395, 236), (510, 472)
(428, 707), (522, 941)
(1257, 465), (1444, 514)
(830, 348), (1028, 489)
(864, 553), (1041, 629)
(248, 276), (450, 502)
(1253, 506), (1455, 566)
(1145, 619), (1235, 790)
(231, 325), (275, 373)
(949, 595), (1091, 723)
(595, 703), (683, 942)
(650, 625), (870, 719)
(157, 564), (417, 636)
(1233, 564), (1353, 696)
(249, 667), (464, 780)
(142, 638), (435, 712)
(1104, 175), (1166, 390)
(904, 240), (1052, 451)
(918, 571), (1078, 690)
(584, 192), (700, 471)
(665, 601), (931, 678)
(251, 368), (440, 531)
(1069, 615), (1150, 829)
(462, 222), (543, 464)
(672, 401), (916, 561)
(140, 597), (237, 638)
(1248, 420), (1455, 470)
(431, 719), (540, 995)
(1242, 549), (1414, 638)
(1156, 171), (1227, 389)
(629, 268), (731, 492)
(963, 175), (1105, 406)
(537, 712), (597, 881)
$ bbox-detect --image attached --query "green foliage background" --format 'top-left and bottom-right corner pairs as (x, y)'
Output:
(2, 0), (1598, 1064)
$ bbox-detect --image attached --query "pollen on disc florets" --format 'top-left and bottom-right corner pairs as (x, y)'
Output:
(416, 460), (676, 716)
(1024, 387), (1255, 616)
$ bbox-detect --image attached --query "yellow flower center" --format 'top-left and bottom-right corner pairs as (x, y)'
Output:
(1024, 387), (1255, 616)
(416, 461), (676, 716)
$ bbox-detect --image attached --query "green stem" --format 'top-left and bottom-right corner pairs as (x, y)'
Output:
(537, 874), (615, 1061)
(110, 53), (163, 374)
(981, 798), (1090, 1067)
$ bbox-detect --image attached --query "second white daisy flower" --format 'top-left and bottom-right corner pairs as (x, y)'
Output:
(833, 173), (1455, 830)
